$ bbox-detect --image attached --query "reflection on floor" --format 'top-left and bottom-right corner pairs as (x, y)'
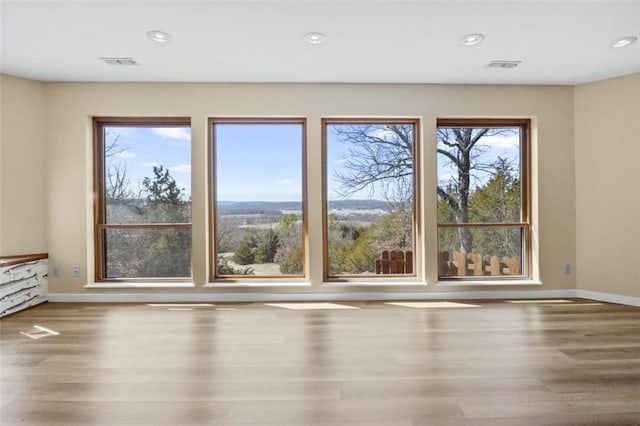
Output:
(266, 302), (360, 310)
(2, 298), (639, 425)
(385, 301), (481, 309)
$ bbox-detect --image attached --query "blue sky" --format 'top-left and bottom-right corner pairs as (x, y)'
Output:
(105, 126), (191, 198)
(437, 129), (521, 190)
(326, 124), (414, 201)
(103, 123), (521, 202)
(214, 123), (380, 202)
(214, 123), (303, 202)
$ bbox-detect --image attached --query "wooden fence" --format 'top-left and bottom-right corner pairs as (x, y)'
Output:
(439, 251), (520, 277)
(375, 250), (520, 276)
(375, 250), (413, 274)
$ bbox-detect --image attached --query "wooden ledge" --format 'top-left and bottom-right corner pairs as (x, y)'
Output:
(0, 253), (48, 267)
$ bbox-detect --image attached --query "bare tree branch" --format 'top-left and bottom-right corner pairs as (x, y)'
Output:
(106, 162), (133, 200)
(332, 124), (414, 201)
(105, 132), (127, 158)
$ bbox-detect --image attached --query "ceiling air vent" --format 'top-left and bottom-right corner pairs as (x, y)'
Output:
(487, 60), (522, 69)
(100, 57), (140, 66)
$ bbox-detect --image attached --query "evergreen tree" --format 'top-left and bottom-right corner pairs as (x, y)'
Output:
(142, 165), (185, 205)
(135, 166), (191, 277)
(468, 157), (521, 257)
(275, 213), (303, 274)
(234, 232), (258, 265)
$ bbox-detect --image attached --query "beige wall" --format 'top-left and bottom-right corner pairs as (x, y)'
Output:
(38, 82), (576, 296)
(6, 74), (640, 301)
(0, 75), (47, 255)
(575, 74), (640, 299)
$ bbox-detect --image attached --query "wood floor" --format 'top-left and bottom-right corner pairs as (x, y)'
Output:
(1, 299), (639, 425)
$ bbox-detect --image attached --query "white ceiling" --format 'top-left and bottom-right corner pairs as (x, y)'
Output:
(1, 0), (639, 85)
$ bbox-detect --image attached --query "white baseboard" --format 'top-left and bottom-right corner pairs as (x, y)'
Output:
(576, 289), (640, 307)
(48, 289), (577, 304)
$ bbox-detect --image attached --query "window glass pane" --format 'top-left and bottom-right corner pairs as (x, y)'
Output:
(104, 227), (191, 278)
(103, 126), (191, 224)
(436, 122), (529, 280)
(95, 120), (192, 281)
(438, 226), (523, 278)
(437, 127), (521, 224)
(213, 122), (304, 277)
(325, 122), (416, 277)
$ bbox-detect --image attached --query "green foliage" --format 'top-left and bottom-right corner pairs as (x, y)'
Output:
(254, 229), (279, 264)
(467, 159), (521, 257)
(327, 227), (376, 275)
(277, 242), (304, 275)
(327, 209), (412, 275)
(234, 233), (258, 265)
(469, 158), (520, 224)
(341, 233), (376, 274)
(142, 165), (185, 205)
(139, 228), (191, 277)
(369, 208), (413, 252)
(279, 213), (298, 231)
(274, 213), (303, 274)
(105, 165), (192, 278)
(233, 229), (281, 265)
(438, 158), (521, 258)
(216, 256), (254, 276)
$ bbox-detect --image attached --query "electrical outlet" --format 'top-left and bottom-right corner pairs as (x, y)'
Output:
(72, 266), (80, 278)
(563, 263), (571, 274)
(52, 267), (60, 278)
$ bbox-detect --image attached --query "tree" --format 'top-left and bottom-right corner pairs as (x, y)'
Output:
(332, 124), (414, 203)
(140, 165), (189, 224)
(217, 255), (254, 275)
(369, 209), (413, 253)
(437, 127), (515, 252)
(327, 124), (416, 274)
(467, 157), (521, 257)
(255, 229), (279, 264)
(333, 124), (517, 254)
(136, 166), (191, 277)
(274, 213), (303, 274)
(141, 165), (185, 205)
(106, 162), (133, 201)
(104, 131), (133, 201)
(234, 232), (258, 265)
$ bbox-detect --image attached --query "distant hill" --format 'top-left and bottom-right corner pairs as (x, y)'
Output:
(217, 201), (302, 214)
(216, 199), (390, 214)
(327, 199), (389, 210)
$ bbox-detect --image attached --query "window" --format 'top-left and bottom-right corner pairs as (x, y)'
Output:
(94, 118), (192, 281)
(323, 119), (419, 279)
(436, 119), (530, 280)
(210, 118), (306, 279)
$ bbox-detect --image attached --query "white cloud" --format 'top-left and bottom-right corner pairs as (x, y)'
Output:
(477, 134), (519, 149)
(335, 158), (348, 165)
(275, 179), (293, 185)
(368, 127), (401, 140)
(114, 150), (136, 158)
(438, 173), (456, 183)
(169, 164), (191, 174)
(141, 162), (159, 168)
(151, 127), (191, 142)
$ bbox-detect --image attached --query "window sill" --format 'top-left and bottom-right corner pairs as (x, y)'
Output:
(435, 279), (542, 287)
(322, 280), (426, 287)
(206, 280), (311, 288)
(85, 282), (195, 289)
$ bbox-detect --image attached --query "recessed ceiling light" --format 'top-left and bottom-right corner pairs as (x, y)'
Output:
(304, 32), (327, 45)
(611, 36), (637, 48)
(100, 57), (139, 66)
(460, 33), (485, 46)
(488, 60), (522, 69)
(146, 30), (172, 43)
